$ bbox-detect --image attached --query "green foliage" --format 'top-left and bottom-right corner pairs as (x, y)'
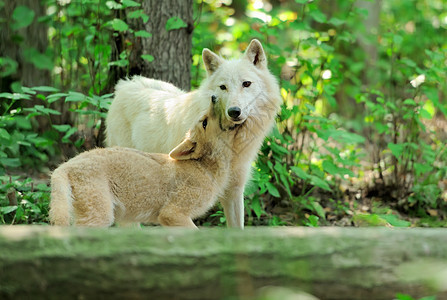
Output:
(0, 176), (50, 224)
(11, 5), (35, 30)
(0, 85), (112, 175)
(195, 0), (445, 226)
(166, 16), (187, 31)
(395, 293), (437, 300)
(0, 0), (446, 227)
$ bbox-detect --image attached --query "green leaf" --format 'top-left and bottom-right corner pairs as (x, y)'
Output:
(309, 10), (327, 23)
(244, 179), (259, 196)
(328, 17), (345, 26)
(166, 16), (187, 31)
(65, 91), (86, 102)
(31, 86), (60, 92)
(388, 143), (404, 159)
(395, 293), (415, 300)
(23, 48), (54, 71)
(35, 105), (61, 116)
(322, 160), (339, 175)
(312, 202), (326, 220)
(106, 1), (122, 9)
(0, 206), (18, 214)
(270, 142), (289, 156)
(414, 163), (433, 176)
(329, 129), (365, 144)
(62, 127), (78, 142)
(135, 30), (152, 38)
(111, 19), (129, 32)
(141, 54), (154, 62)
(47, 93), (68, 104)
(12, 6), (35, 30)
(23, 105), (60, 116)
(378, 214), (411, 227)
(128, 10), (149, 23)
(421, 100), (435, 119)
(122, 0), (141, 7)
(14, 116), (32, 130)
(291, 166), (309, 180)
(403, 98), (416, 106)
(353, 214), (388, 227)
(400, 58), (417, 68)
(295, 0), (308, 3)
(393, 34), (403, 46)
(108, 60), (129, 67)
(52, 124), (72, 132)
(0, 57), (18, 77)
(0, 158), (21, 168)
(251, 197), (262, 219)
(306, 215), (319, 227)
(0, 128), (11, 141)
(420, 108), (432, 119)
(265, 182), (280, 198)
(309, 175), (331, 191)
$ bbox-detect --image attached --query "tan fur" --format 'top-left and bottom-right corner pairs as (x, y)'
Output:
(106, 40), (282, 228)
(50, 110), (234, 228)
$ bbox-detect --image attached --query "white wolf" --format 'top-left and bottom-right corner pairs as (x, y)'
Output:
(106, 39), (282, 228)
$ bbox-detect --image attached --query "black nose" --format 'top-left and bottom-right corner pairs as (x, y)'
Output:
(211, 95), (217, 103)
(228, 107), (241, 119)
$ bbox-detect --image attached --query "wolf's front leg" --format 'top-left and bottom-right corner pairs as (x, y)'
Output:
(220, 185), (245, 229)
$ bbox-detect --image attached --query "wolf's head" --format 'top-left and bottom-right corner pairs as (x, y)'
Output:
(169, 99), (235, 161)
(201, 39), (278, 131)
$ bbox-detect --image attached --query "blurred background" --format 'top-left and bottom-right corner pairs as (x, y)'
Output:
(0, 0), (446, 227)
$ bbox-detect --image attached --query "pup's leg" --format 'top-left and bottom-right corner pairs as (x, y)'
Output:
(71, 179), (115, 227)
(158, 207), (197, 229)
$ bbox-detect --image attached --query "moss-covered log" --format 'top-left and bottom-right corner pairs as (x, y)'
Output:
(0, 227), (446, 300)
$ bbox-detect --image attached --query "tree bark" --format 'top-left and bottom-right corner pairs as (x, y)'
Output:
(0, 227), (446, 300)
(0, 0), (50, 91)
(355, 0), (382, 87)
(108, 0), (193, 92)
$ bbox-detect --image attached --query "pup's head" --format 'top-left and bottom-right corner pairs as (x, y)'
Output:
(169, 98), (233, 161)
(201, 39), (270, 130)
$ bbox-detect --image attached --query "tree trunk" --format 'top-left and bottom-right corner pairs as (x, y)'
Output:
(108, 0), (193, 92)
(0, 0), (50, 91)
(0, 227), (446, 300)
(0, 0), (54, 137)
(356, 0), (382, 87)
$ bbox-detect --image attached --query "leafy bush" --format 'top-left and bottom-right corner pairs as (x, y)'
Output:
(0, 175), (50, 224)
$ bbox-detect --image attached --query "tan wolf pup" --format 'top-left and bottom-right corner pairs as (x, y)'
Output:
(106, 40), (282, 228)
(50, 102), (235, 228)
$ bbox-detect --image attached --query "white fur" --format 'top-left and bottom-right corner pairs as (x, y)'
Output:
(106, 40), (282, 228)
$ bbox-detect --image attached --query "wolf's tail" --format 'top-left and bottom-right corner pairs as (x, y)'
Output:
(49, 167), (73, 226)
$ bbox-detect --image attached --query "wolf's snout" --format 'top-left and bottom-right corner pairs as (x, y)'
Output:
(228, 107), (241, 119)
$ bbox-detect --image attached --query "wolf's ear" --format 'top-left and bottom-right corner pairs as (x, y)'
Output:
(169, 139), (197, 160)
(244, 39), (267, 69)
(202, 49), (223, 76)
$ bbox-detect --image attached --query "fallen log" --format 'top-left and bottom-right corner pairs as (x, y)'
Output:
(0, 226), (446, 300)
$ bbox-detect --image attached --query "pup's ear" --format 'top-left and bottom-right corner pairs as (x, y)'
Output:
(244, 39), (267, 69)
(169, 139), (197, 160)
(202, 49), (223, 76)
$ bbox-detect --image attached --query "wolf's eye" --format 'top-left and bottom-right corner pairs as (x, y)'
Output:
(242, 81), (252, 88)
(202, 118), (208, 130)
(219, 85), (227, 90)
